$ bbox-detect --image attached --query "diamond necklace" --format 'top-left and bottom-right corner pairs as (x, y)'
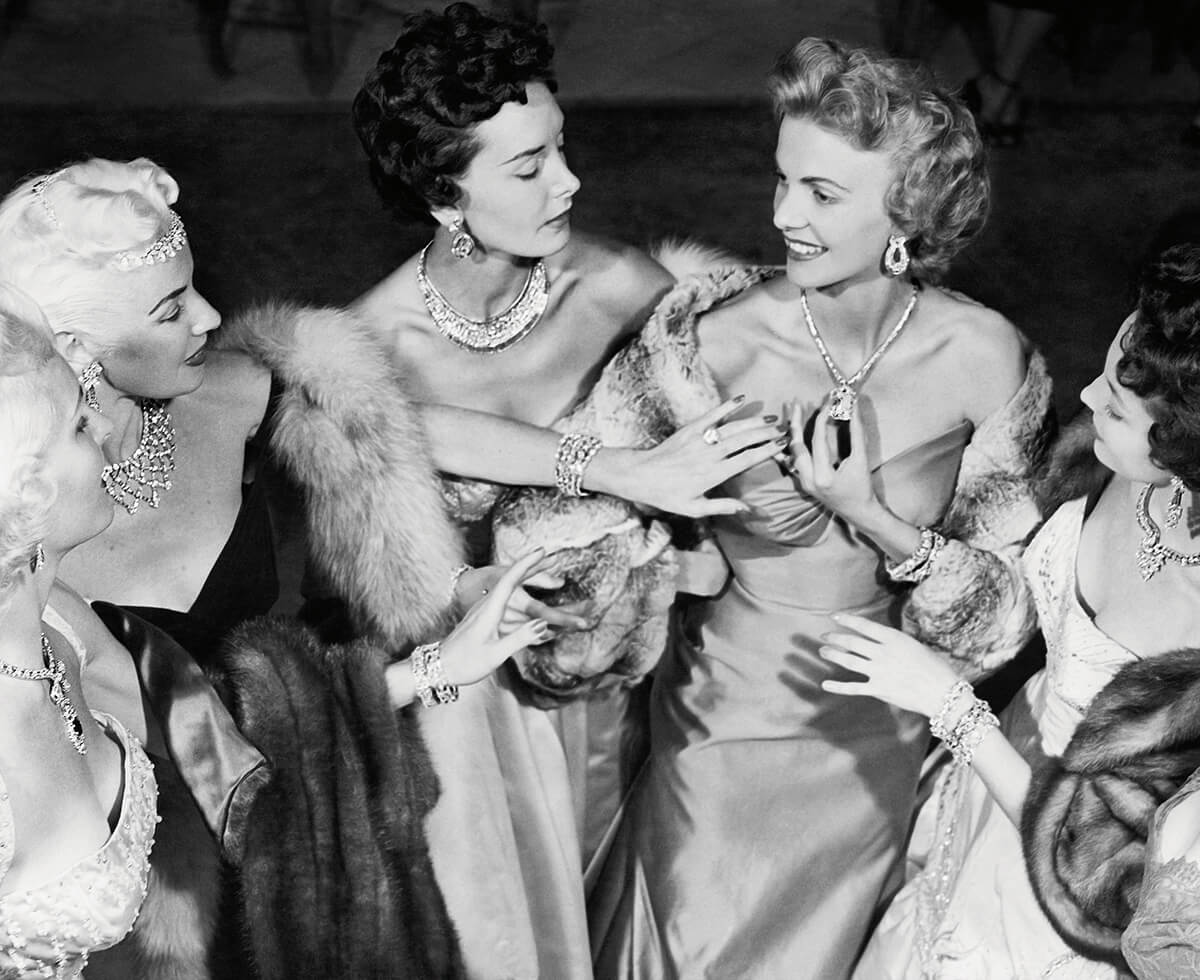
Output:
(800, 284), (919, 421)
(1134, 481), (1200, 581)
(103, 399), (176, 515)
(416, 243), (550, 353)
(0, 634), (87, 754)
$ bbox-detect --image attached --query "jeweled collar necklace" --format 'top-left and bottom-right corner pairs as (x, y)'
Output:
(416, 243), (550, 353)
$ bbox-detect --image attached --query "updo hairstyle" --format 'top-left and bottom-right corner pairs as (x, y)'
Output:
(1117, 243), (1200, 490)
(768, 37), (988, 282)
(0, 157), (181, 338)
(0, 283), (65, 604)
(352, 1), (556, 222)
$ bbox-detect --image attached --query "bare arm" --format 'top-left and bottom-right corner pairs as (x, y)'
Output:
(820, 613), (1032, 826)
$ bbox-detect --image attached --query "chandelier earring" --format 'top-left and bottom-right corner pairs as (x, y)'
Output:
(1165, 475), (1188, 529)
(449, 216), (476, 260)
(29, 542), (44, 575)
(884, 234), (910, 277)
(78, 360), (103, 412)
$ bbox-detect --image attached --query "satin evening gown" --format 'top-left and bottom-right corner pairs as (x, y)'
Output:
(855, 498), (1135, 980)
(592, 421), (974, 980)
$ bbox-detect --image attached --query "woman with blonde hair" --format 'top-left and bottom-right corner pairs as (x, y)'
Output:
(0, 282), (159, 978)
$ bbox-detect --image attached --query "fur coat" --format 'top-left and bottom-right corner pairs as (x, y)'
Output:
(1022, 648), (1200, 971)
(214, 304), (467, 978)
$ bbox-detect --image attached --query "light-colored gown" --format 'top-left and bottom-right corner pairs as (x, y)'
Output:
(855, 497), (1138, 980)
(590, 268), (1050, 980)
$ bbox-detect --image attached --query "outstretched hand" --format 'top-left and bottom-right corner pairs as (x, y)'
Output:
(439, 548), (562, 689)
(818, 612), (960, 718)
(619, 395), (787, 517)
(456, 563), (594, 633)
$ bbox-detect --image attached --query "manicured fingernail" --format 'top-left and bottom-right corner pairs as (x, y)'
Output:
(733, 394), (746, 403)
(774, 435), (789, 445)
(763, 414), (778, 423)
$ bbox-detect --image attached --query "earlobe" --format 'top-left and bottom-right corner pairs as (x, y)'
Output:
(429, 206), (459, 231)
(56, 332), (94, 374)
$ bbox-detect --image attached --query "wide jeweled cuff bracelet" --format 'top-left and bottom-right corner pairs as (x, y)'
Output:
(885, 526), (947, 584)
(411, 641), (459, 708)
(554, 432), (603, 497)
(929, 680), (998, 767)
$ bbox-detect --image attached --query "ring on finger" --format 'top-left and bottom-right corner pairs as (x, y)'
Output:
(702, 426), (721, 446)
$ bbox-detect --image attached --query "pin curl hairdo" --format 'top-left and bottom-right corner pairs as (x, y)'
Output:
(351, 1), (556, 223)
(767, 37), (989, 282)
(1117, 242), (1200, 490)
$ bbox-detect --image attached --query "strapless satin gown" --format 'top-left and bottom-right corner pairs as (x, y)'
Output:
(592, 421), (973, 980)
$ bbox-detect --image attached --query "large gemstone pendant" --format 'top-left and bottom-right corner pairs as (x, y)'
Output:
(829, 384), (857, 422)
(1136, 539), (1165, 581)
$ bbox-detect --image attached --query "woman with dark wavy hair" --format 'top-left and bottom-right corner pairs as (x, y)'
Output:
(819, 245), (1200, 977)
(347, 4), (784, 977)
(590, 36), (1051, 979)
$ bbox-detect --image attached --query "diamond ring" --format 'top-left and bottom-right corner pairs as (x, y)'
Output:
(702, 426), (721, 446)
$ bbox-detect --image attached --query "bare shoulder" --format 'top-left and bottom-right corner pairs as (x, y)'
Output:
(557, 230), (674, 316)
(924, 286), (1029, 423)
(186, 349), (272, 439)
(696, 274), (778, 384)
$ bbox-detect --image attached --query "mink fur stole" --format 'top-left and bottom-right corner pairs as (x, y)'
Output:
(1022, 648), (1200, 970)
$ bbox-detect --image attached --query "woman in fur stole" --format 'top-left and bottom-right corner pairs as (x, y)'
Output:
(0, 283), (158, 977)
(586, 38), (1050, 980)
(344, 5), (784, 977)
(821, 242), (1200, 978)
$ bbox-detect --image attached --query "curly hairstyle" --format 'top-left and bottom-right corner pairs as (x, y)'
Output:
(0, 283), (63, 608)
(1116, 242), (1200, 489)
(767, 37), (988, 282)
(0, 157), (183, 342)
(352, 1), (556, 223)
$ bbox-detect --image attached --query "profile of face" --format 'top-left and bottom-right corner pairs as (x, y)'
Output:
(773, 116), (897, 290)
(38, 357), (115, 555)
(1079, 316), (1169, 485)
(65, 246), (221, 401)
(436, 82), (581, 261)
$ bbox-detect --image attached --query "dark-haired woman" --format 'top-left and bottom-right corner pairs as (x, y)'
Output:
(349, 5), (781, 977)
(590, 37), (1050, 979)
(820, 243), (1200, 978)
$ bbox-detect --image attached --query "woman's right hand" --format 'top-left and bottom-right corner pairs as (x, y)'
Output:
(593, 396), (787, 517)
(438, 548), (560, 689)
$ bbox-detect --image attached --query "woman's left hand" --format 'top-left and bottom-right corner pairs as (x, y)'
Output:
(818, 612), (961, 718)
(786, 400), (882, 529)
(457, 563), (595, 633)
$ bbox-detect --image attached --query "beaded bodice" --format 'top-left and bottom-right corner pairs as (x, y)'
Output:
(0, 712), (158, 979)
(1023, 496), (1141, 757)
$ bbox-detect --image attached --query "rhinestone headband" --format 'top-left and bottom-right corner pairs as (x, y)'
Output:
(30, 170), (188, 272)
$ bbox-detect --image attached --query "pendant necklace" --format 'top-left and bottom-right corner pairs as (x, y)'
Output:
(1134, 481), (1200, 581)
(800, 284), (919, 421)
(417, 243), (550, 353)
(103, 399), (176, 515)
(0, 634), (87, 754)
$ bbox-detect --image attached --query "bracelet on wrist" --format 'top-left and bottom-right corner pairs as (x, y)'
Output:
(554, 432), (603, 497)
(411, 641), (460, 708)
(886, 526), (948, 584)
(929, 679), (974, 741)
(937, 693), (999, 767)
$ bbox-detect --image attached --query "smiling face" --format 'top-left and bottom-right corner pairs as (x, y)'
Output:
(1080, 315), (1169, 485)
(441, 82), (581, 261)
(39, 357), (115, 554)
(71, 246), (221, 401)
(773, 116), (898, 290)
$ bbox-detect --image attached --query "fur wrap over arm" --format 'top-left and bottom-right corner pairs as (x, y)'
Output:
(490, 264), (774, 704)
(219, 617), (465, 980)
(1021, 648), (1200, 971)
(217, 302), (462, 648)
(901, 350), (1053, 681)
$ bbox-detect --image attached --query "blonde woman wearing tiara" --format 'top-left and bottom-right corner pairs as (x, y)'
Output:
(0, 282), (158, 978)
(584, 37), (1053, 979)
(819, 244), (1200, 979)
